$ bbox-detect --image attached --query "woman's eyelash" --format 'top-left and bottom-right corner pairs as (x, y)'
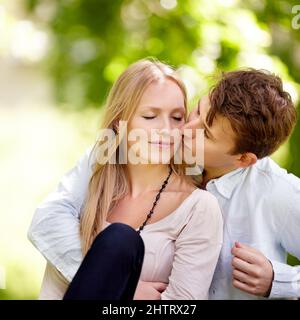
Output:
(142, 116), (183, 121)
(173, 117), (183, 121)
(142, 116), (156, 119)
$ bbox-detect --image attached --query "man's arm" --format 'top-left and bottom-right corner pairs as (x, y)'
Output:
(268, 185), (300, 298)
(232, 178), (300, 298)
(28, 146), (94, 282)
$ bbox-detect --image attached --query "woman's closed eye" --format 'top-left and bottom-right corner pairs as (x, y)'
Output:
(142, 112), (184, 122)
(142, 115), (156, 120)
(142, 115), (183, 121)
(172, 116), (183, 121)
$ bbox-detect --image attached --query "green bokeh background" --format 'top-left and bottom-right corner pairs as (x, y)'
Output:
(0, 0), (299, 299)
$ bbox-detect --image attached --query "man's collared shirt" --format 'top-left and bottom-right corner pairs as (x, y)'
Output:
(207, 157), (300, 299)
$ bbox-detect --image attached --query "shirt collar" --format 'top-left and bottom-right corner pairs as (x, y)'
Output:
(206, 167), (247, 199)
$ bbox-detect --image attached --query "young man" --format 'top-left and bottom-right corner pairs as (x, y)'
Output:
(28, 69), (300, 299)
(184, 69), (300, 299)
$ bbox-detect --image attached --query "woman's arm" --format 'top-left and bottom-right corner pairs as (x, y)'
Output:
(161, 192), (223, 300)
(28, 146), (95, 282)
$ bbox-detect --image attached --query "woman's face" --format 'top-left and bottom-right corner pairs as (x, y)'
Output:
(127, 79), (186, 164)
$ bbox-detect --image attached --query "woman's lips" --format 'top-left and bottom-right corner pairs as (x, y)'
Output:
(149, 141), (174, 148)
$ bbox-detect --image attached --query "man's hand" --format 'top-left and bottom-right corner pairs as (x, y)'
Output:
(231, 242), (274, 297)
(133, 280), (168, 300)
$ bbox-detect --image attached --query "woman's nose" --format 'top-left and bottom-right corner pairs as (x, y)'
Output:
(158, 127), (171, 137)
(156, 116), (172, 131)
(153, 117), (172, 140)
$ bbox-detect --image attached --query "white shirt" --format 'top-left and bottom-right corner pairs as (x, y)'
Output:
(206, 157), (300, 299)
(28, 147), (223, 300)
(28, 148), (300, 299)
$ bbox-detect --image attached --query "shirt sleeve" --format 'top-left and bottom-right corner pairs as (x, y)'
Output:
(39, 262), (70, 300)
(269, 260), (300, 298)
(268, 180), (300, 299)
(27, 146), (95, 282)
(161, 192), (223, 300)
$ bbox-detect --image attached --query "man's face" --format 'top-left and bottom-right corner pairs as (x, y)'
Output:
(187, 96), (239, 170)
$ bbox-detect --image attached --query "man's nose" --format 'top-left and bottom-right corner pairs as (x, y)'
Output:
(187, 105), (199, 122)
(181, 116), (202, 139)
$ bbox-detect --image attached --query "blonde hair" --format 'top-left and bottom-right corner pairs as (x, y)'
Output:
(80, 58), (188, 255)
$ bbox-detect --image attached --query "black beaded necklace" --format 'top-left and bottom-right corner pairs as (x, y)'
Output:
(137, 166), (173, 234)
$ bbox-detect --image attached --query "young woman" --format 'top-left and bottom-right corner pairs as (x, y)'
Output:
(28, 59), (223, 300)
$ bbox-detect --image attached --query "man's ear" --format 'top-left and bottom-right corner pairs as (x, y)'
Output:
(235, 152), (257, 168)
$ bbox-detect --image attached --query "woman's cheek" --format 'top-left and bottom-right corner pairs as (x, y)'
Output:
(128, 119), (150, 137)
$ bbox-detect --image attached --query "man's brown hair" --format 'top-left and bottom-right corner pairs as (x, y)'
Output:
(207, 69), (298, 159)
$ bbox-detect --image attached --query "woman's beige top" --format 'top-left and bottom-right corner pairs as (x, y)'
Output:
(39, 189), (223, 300)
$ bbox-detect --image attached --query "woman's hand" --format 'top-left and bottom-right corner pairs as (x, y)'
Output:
(133, 280), (168, 300)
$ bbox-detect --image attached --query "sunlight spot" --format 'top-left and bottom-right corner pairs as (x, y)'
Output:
(10, 20), (49, 62)
(160, 0), (177, 10)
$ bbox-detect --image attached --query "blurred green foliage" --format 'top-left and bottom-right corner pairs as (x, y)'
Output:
(2, 0), (296, 300)
(25, 0), (300, 170)
(0, 107), (100, 300)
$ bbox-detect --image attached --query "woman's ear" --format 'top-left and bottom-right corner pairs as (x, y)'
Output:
(235, 152), (257, 168)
